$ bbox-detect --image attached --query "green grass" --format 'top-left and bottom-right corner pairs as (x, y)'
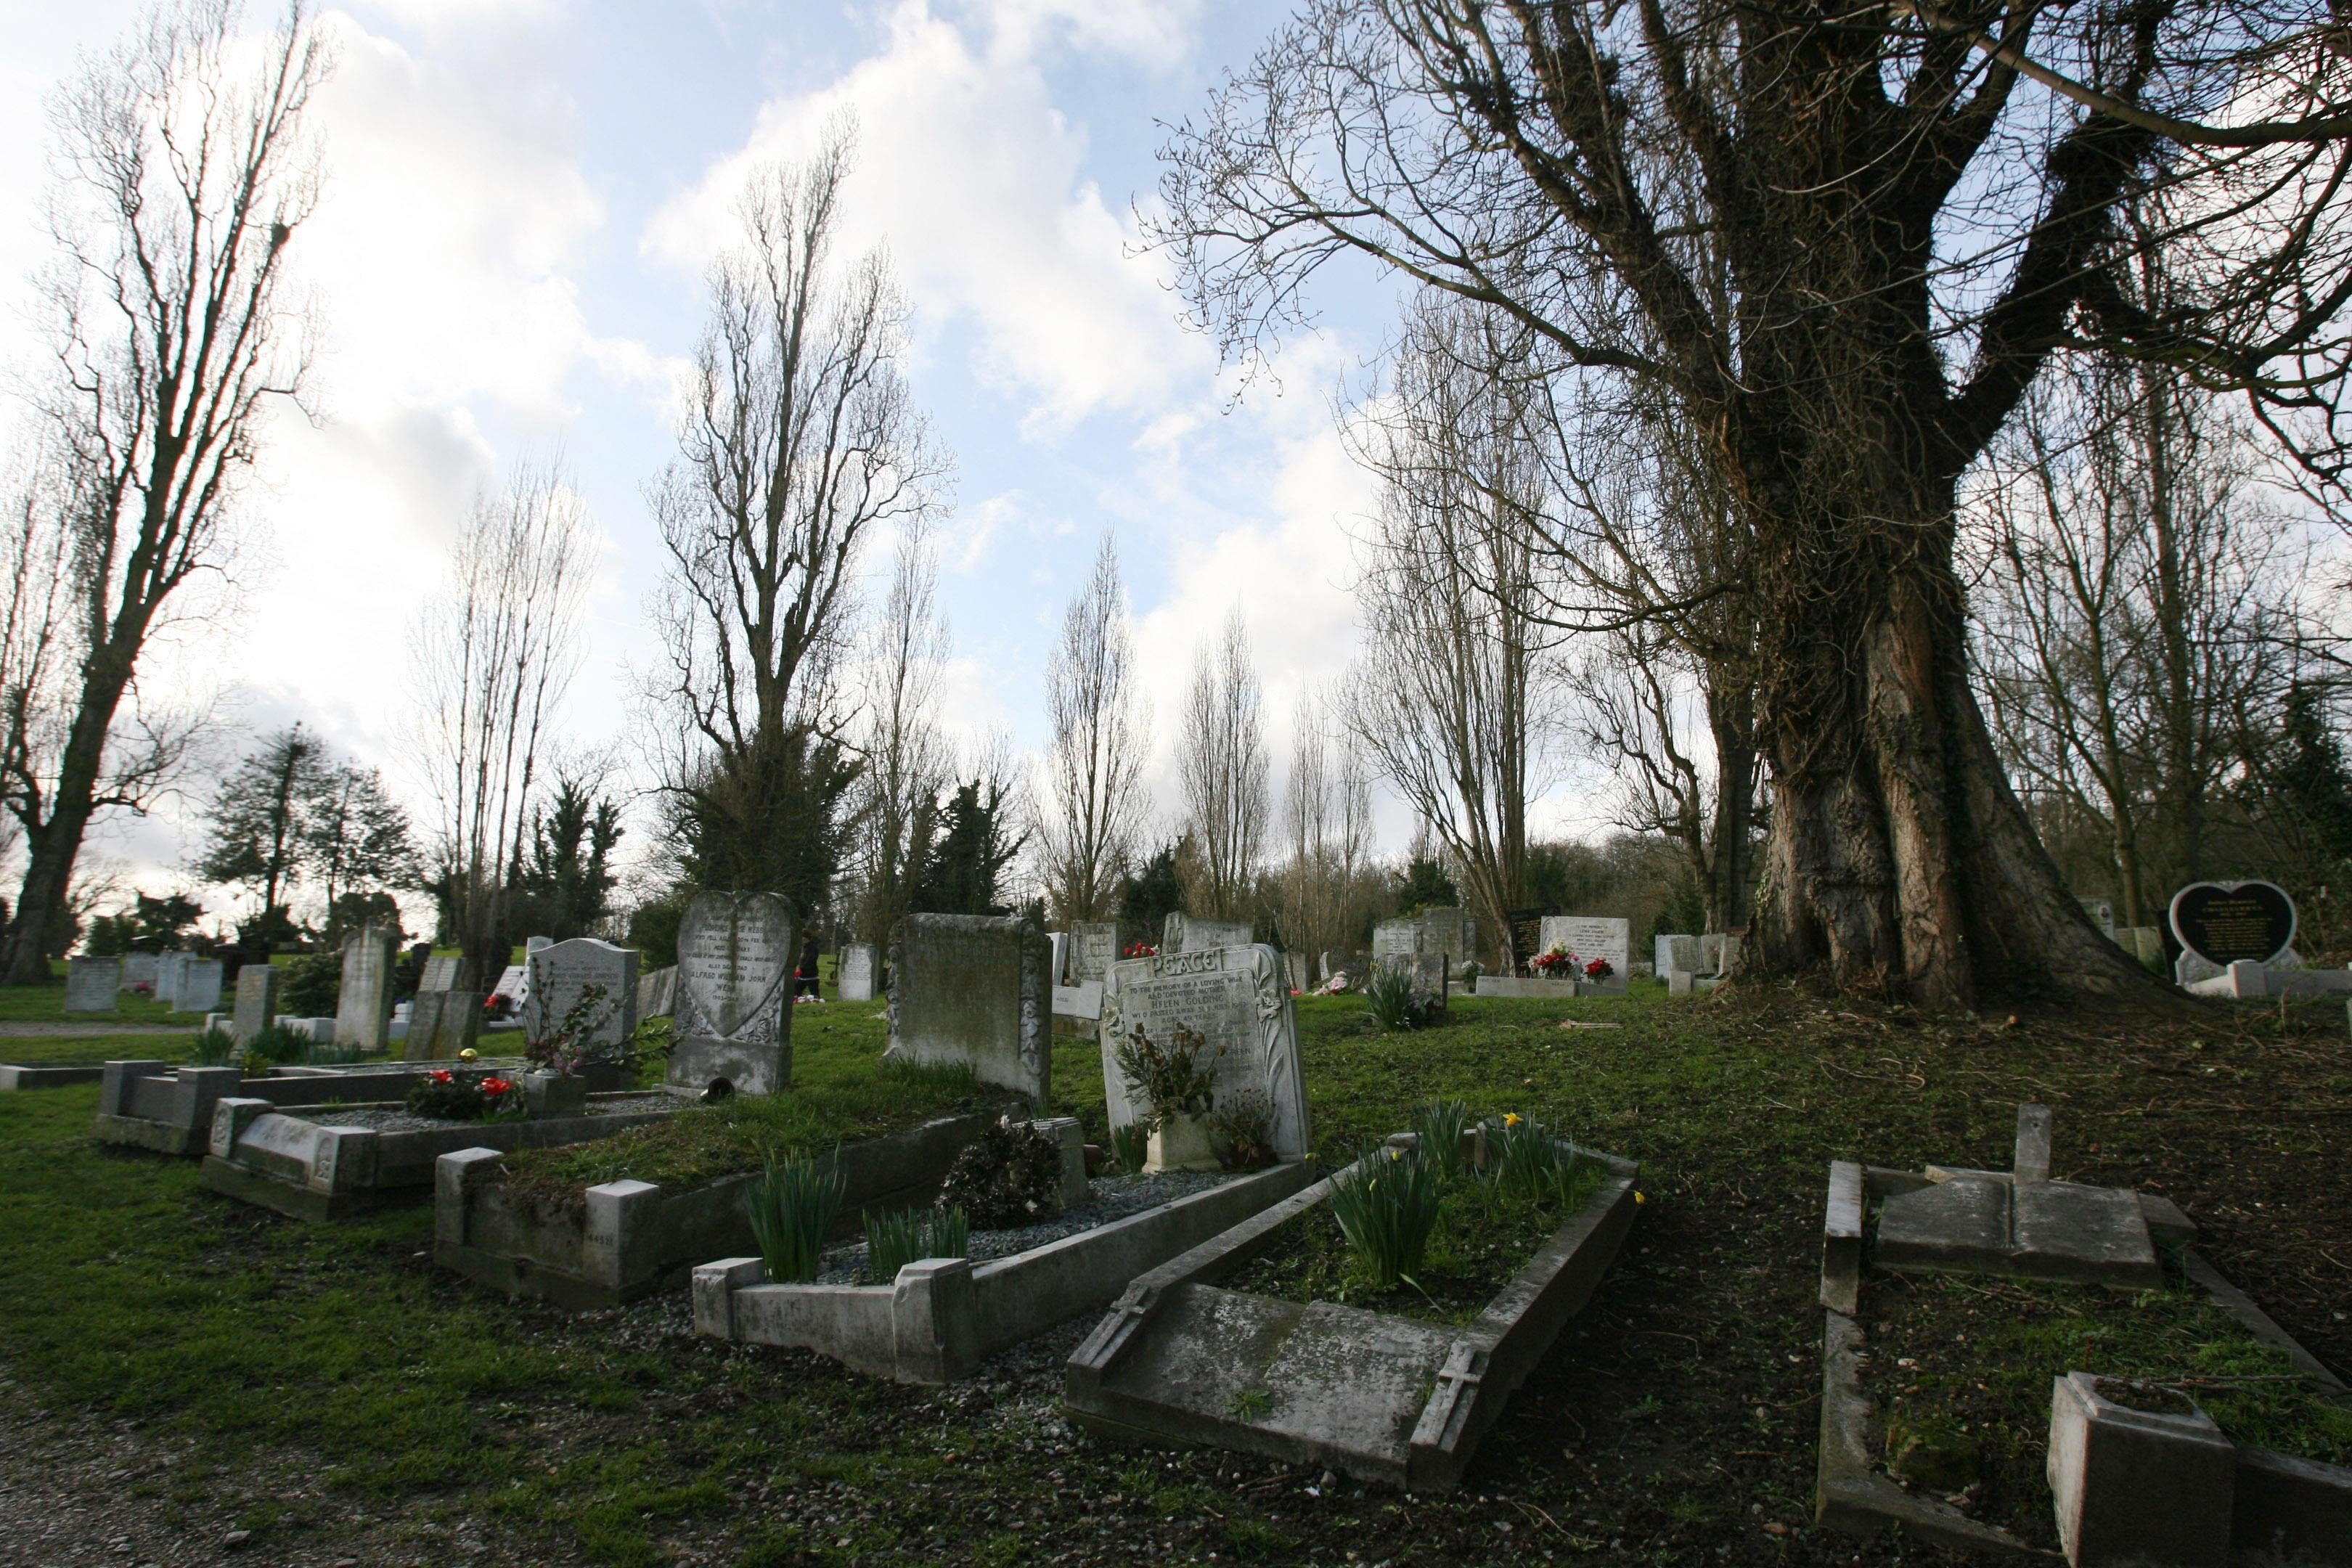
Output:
(0, 977), (200, 1024)
(0, 1032), (200, 1067)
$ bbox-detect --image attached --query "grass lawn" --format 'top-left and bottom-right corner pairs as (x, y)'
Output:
(0, 977), (203, 1026)
(0, 981), (2345, 1565)
(0, 1032), (202, 1069)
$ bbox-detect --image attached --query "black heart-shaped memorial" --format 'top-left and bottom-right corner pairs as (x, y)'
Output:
(2168, 881), (2296, 967)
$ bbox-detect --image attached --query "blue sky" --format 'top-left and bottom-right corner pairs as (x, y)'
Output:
(0, 0), (1579, 920)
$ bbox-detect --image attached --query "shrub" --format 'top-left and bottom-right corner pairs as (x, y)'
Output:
(862, 1205), (970, 1281)
(404, 1069), (523, 1122)
(1329, 1144), (1442, 1290)
(192, 1026), (239, 1066)
(1363, 966), (1442, 1030)
(275, 954), (339, 1017)
(243, 1022), (320, 1066)
(1108, 1122), (1150, 1177)
(1206, 1091), (1278, 1171)
(939, 1121), (1063, 1228)
(744, 1151), (844, 1283)
(1410, 1099), (1473, 1180)
(1112, 1022), (1220, 1131)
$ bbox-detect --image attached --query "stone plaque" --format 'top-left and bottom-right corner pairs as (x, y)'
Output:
(1099, 944), (1307, 1161)
(419, 955), (462, 993)
(232, 963), (279, 1042)
(1163, 913), (1250, 955)
(177, 960), (224, 1014)
(885, 913), (1050, 1104)
(523, 938), (640, 1053)
(2168, 881), (2295, 968)
(1538, 915), (1631, 976)
(838, 942), (879, 1003)
(667, 891), (795, 1094)
(1071, 920), (1122, 983)
(65, 956), (120, 1013)
(332, 926), (398, 1053)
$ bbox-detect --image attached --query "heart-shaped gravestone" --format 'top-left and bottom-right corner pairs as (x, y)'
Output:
(2168, 881), (2296, 967)
(675, 891), (795, 1040)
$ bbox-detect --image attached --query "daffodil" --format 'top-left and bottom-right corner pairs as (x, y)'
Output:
(1503, 1111), (1523, 1127)
(1635, 1191), (1646, 1204)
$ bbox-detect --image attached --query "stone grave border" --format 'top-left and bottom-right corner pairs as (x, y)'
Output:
(93, 1060), (522, 1156)
(1064, 1134), (1638, 1491)
(0, 1063), (107, 1090)
(1813, 1159), (2352, 1559)
(694, 1139), (1317, 1385)
(434, 1111), (997, 1310)
(200, 1093), (677, 1222)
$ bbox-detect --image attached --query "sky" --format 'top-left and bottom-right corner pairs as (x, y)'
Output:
(0, 0), (1611, 932)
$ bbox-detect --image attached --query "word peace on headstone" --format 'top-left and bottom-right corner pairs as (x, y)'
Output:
(1099, 944), (1309, 1161)
(668, 891), (796, 1095)
(2168, 881), (2295, 968)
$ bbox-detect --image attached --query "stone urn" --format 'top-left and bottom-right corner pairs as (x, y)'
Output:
(524, 1069), (589, 1120)
(1146, 1111), (1220, 1174)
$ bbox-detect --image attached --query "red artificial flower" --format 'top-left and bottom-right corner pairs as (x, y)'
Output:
(430, 1069), (454, 1084)
(1585, 957), (1614, 979)
(481, 1077), (512, 1095)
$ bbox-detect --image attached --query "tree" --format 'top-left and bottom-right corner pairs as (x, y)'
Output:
(846, 527), (952, 944)
(413, 458), (589, 992)
(912, 775), (1027, 917)
(1039, 534), (1150, 924)
(1176, 613), (1270, 919)
(647, 122), (947, 909)
(1152, 0), (2352, 1003)
(0, 0), (329, 982)
(518, 774), (623, 940)
(306, 764), (417, 939)
(195, 726), (326, 929)
(1278, 687), (1377, 960)
(1116, 839), (1186, 938)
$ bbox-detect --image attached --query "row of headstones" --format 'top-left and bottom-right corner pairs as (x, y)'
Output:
(64, 952), (226, 1014)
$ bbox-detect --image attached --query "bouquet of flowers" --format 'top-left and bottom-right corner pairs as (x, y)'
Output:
(1122, 941), (1159, 959)
(1530, 946), (1580, 978)
(1584, 956), (1614, 981)
(405, 1067), (522, 1122)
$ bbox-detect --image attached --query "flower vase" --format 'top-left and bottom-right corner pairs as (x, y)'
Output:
(525, 1070), (588, 1120)
(1145, 1111), (1219, 1174)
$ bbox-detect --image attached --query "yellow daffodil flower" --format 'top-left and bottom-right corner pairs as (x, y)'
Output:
(1503, 1111), (1523, 1127)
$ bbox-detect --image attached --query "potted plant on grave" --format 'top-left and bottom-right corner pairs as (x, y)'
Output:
(522, 984), (653, 1105)
(1582, 955), (1614, 984)
(1112, 1021), (1225, 1172)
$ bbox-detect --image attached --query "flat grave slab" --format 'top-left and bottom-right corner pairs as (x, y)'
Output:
(1876, 1176), (2161, 1288)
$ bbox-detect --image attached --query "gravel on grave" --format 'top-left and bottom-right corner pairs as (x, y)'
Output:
(813, 1167), (1238, 1284)
(276, 1090), (677, 1134)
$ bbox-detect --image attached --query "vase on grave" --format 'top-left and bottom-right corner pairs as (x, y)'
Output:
(525, 1070), (589, 1119)
(1146, 1111), (1220, 1174)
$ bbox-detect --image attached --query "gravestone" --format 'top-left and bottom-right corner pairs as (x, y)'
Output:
(523, 938), (639, 1054)
(1414, 907), (1478, 967)
(1506, 907), (1545, 976)
(636, 965), (678, 1018)
(490, 964), (528, 1006)
(153, 952), (193, 1008)
(1048, 931), (1070, 987)
(1538, 915), (1632, 990)
(1283, 952), (1309, 993)
(332, 926), (398, 1053)
(405, 989), (481, 1061)
(1071, 920), (1122, 984)
(177, 960), (224, 1014)
(232, 963), (279, 1042)
(885, 914), (1050, 1104)
(1371, 918), (1421, 973)
(2168, 881), (2295, 968)
(1099, 944), (1309, 1160)
(419, 955), (462, 994)
(526, 935), (553, 955)
(668, 891), (796, 1095)
(1163, 913), (1250, 955)
(2077, 897), (2117, 936)
(1654, 934), (1700, 979)
(837, 942), (879, 1003)
(120, 952), (159, 992)
(65, 956), (120, 1013)
(1698, 933), (1728, 974)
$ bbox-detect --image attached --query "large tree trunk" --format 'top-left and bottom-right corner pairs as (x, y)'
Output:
(1, 654), (134, 984)
(1705, 682), (1757, 935)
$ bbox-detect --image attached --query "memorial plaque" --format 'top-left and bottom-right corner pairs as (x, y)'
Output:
(667, 891), (795, 1094)
(523, 938), (639, 1053)
(837, 942), (879, 1003)
(332, 927), (398, 1053)
(1071, 920), (1122, 983)
(65, 956), (121, 1013)
(1099, 944), (1308, 1161)
(885, 914), (1050, 1104)
(1162, 913), (1250, 955)
(1538, 915), (1631, 975)
(2168, 881), (2295, 968)
(232, 963), (279, 1042)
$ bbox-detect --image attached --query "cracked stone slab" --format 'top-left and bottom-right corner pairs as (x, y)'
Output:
(1874, 1176), (2160, 1287)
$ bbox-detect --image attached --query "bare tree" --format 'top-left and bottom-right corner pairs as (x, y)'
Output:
(0, 0), (328, 981)
(846, 525), (952, 944)
(647, 121), (949, 905)
(1177, 611), (1270, 919)
(413, 459), (589, 990)
(1278, 685), (1376, 958)
(1152, 0), (2352, 1003)
(1037, 534), (1148, 923)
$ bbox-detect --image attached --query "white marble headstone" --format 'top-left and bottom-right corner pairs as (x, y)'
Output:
(1100, 944), (1308, 1161)
(523, 937), (640, 1053)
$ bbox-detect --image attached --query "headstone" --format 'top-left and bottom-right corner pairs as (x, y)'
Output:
(2076, 897), (2116, 936)
(523, 938), (640, 1054)
(1070, 920), (1122, 984)
(1371, 918), (1421, 973)
(636, 965), (678, 1018)
(1048, 931), (1070, 987)
(153, 952), (193, 1008)
(1283, 952), (1309, 993)
(2168, 881), (2295, 969)
(837, 943), (879, 1003)
(1538, 915), (1632, 989)
(65, 956), (121, 1013)
(1053, 979), (1104, 1021)
(884, 914), (1050, 1104)
(667, 891), (796, 1095)
(490, 964), (528, 1005)
(232, 963), (279, 1042)
(1698, 933), (1728, 975)
(176, 960), (224, 1014)
(1099, 944), (1309, 1161)
(418, 954), (462, 994)
(332, 926), (398, 1053)
(404, 989), (482, 1061)
(1413, 907), (1478, 967)
(1654, 934), (1700, 979)
(1162, 913), (1250, 955)
(526, 935), (553, 954)
(120, 952), (159, 992)
(1505, 907), (1545, 976)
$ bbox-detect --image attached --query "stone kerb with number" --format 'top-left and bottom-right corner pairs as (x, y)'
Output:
(65, 956), (120, 1013)
(523, 939), (640, 1055)
(1070, 920), (1122, 984)
(232, 963), (279, 1042)
(1163, 913), (1251, 955)
(885, 914), (1050, 1105)
(668, 892), (796, 1095)
(1099, 944), (1308, 1161)
(1538, 915), (1631, 992)
(333, 927), (398, 1053)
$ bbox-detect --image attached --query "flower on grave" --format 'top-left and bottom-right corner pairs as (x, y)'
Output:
(458, 1048), (478, 1063)
(1503, 1112), (1523, 1127)
(1584, 956), (1614, 980)
(480, 1077), (513, 1097)
(1635, 1191), (1646, 1204)
(1530, 946), (1579, 977)
(430, 1069), (454, 1085)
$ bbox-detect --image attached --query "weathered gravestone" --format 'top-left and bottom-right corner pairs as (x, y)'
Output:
(418, 955), (462, 995)
(1283, 952), (1309, 993)
(153, 952), (193, 1008)
(1070, 920), (1122, 984)
(668, 892), (795, 1095)
(177, 960), (224, 1014)
(1049, 931), (1070, 987)
(1099, 944), (1309, 1161)
(232, 963), (279, 1043)
(1371, 918), (1421, 973)
(120, 952), (159, 992)
(332, 927), (398, 1053)
(2076, 897), (2116, 936)
(523, 938), (639, 1054)
(1538, 915), (1632, 992)
(1654, 934), (1700, 979)
(1163, 913), (1251, 955)
(491, 964), (528, 1008)
(885, 914), (1050, 1104)
(526, 935), (553, 955)
(1414, 907), (1478, 966)
(635, 965), (677, 1018)
(65, 956), (121, 1013)
(405, 989), (481, 1061)
(837, 942), (879, 1003)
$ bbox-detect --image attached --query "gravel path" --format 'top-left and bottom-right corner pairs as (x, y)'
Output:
(814, 1167), (1238, 1283)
